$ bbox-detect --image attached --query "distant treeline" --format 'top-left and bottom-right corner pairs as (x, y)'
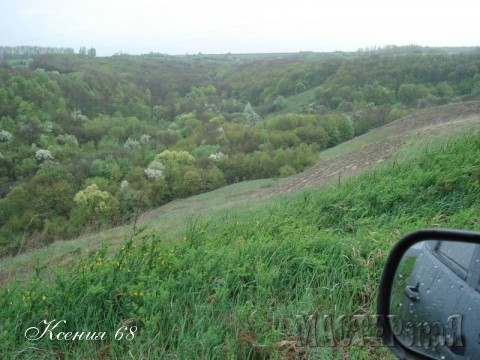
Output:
(0, 46), (95, 60)
(358, 44), (480, 55)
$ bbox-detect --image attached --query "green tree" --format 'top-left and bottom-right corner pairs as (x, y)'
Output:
(200, 166), (225, 191)
(178, 170), (203, 196)
(398, 83), (429, 105)
(73, 183), (117, 226)
(279, 164), (296, 177)
(294, 126), (329, 148)
(155, 150), (195, 167)
(145, 178), (170, 207)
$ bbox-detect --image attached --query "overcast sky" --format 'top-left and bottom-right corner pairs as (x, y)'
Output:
(1, 0), (478, 56)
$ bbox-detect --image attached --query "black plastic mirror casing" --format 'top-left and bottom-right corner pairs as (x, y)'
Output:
(377, 228), (480, 360)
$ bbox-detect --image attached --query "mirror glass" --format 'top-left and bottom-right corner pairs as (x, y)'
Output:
(390, 240), (480, 359)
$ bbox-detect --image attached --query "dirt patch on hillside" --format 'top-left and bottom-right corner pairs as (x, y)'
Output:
(256, 101), (480, 199)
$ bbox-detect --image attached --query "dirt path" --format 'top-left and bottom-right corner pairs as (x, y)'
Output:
(257, 101), (480, 198)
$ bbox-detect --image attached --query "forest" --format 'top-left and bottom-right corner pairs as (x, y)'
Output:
(1, 47), (480, 256)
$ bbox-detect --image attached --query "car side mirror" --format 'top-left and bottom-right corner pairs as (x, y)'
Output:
(377, 229), (480, 359)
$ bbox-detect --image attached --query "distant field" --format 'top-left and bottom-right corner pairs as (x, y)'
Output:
(280, 86), (320, 113)
(4, 59), (30, 67)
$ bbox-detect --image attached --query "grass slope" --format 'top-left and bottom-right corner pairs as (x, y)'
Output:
(280, 86), (320, 114)
(1, 131), (480, 359)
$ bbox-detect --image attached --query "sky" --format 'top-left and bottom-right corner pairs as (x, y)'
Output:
(0, 0), (479, 56)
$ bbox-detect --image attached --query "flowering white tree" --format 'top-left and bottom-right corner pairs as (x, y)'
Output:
(148, 159), (165, 171)
(0, 130), (12, 142)
(124, 138), (140, 150)
(72, 110), (88, 122)
(120, 179), (129, 191)
(243, 102), (260, 127)
(144, 168), (164, 180)
(140, 134), (151, 144)
(144, 159), (165, 180)
(209, 152), (226, 162)
(35, 149), (53, 162)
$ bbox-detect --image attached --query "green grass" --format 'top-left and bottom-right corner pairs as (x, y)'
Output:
(280, 86), (320, 113)
(261, 85), (319, 118)
(318, 126), (398, 161)
(4, 59), (31, 68)
(1, 131), (480, 359)
(0, 178), (283, 284)
(395, 120), (480, 162)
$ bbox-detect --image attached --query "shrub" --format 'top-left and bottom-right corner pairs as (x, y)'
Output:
(73, 183), (117, 226)
(35, 149), (53, 162)
(0, 130), (13, 142)
(279, 164), (296, 177)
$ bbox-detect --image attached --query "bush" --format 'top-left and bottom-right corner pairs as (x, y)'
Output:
(35, 149), (53, 162)
(73, 183), (118, 227)
(279, 164), (296, 177)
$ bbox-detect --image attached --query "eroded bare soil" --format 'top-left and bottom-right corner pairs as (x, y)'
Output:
(256, 101), (480, 199)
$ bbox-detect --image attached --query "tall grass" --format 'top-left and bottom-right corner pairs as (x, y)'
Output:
(1, 133), (479, 359)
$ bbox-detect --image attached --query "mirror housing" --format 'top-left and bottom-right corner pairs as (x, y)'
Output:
(377, 229), (480, 360)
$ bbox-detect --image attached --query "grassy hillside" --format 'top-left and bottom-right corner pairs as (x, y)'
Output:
(0, 178), (283, 284)
(2, 50), (480, 255)
(1, 129), (479, 358)
(278, 86), (320, 114)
